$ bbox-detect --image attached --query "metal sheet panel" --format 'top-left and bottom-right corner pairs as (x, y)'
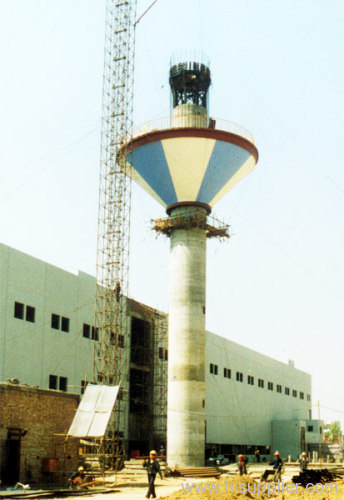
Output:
(67, 384), (119, 438)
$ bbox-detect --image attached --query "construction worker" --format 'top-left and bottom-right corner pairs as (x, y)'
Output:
(237, 454), (247, 475)
(299, 452), (309, 472)
(70, 466), (86, 489)
(142, 450), (163, 499)
(272, 451), (283, 481)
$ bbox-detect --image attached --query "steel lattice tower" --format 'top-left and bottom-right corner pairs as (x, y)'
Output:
(94, 0), (137, 469)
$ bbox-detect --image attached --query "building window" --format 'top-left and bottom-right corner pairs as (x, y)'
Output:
(277, 384), (282, 393)
(159, 347), (164, 360)
(61, 317), (69, 332)
(25, 305), (35, 323)
(247, 375), (254, 385)
(92, 326), (99, 341)
(268, 381), (273, 391)
(258, 378), (264, 388)
(285, 387), (290, 395)
(81, 380), (88, 394)
(292, 389), (297, 398)
(165, 349), (168, 361)
(14, 302), (24, 319)
(49, 375), (58, 390)
(300, 392), (304, 400)
(307, 394), (311, 401)
(236, 372), (243, 382)
(84, 323), (99, 341)
(210, 363), (218, 375)
(83, 323), (90, 338)
(49, 374), (68, 391)
(59, 376), (68, 392)
(224, 368), (231, 379)
(307, 425), (314, 432)
(14, 302), (35, 322)
(51, 314), (60, 330)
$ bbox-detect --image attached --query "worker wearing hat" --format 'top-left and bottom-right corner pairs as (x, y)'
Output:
(142, 450), (163, 499)
(272, 451), (283, 480)
(299, 452), (309, 472)
(237, 454), (247, 475)
(70, 465), (86, 489)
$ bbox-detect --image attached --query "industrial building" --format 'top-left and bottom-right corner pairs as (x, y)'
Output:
(0, 241), (318, 479)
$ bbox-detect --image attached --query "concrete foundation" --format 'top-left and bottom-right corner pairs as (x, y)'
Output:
(167, 205), (207, 467)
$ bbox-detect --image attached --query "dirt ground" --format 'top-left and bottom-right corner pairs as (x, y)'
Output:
(5, 466), (343, 499)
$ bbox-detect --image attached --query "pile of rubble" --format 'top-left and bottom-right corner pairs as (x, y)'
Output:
(292, 468), (340, 487)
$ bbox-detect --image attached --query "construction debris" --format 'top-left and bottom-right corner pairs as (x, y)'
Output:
(292, 468), (340, 487)
(170, 467), (221, 479)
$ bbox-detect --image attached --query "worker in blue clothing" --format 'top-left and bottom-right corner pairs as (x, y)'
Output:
(272, 451), (283, 481)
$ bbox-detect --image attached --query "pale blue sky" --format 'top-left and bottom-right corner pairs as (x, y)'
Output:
(0, 0), (343, 428)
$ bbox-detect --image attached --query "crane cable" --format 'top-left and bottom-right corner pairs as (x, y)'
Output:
(134, 0), (159, 26)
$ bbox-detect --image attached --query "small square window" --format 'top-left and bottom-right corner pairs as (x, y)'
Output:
(61, 317), (69, 332)
(14, 302), (24, 320)
(49, 375), (58, 390)
(26, 305), (35, 323)
(307, 425), (313, 432)
(83, 323), (90, 338)
(51, 314), (60, 330)
(59, 376), (68, 392)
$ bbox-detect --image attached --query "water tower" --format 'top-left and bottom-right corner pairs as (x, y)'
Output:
(118, 61), (258, 467)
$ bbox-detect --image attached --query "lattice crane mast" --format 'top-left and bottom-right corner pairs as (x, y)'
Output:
(93, 0), (137, 469)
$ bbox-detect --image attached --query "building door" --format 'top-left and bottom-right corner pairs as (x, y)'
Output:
(300, 427), (306, 454)
(3, 429), (22, 485)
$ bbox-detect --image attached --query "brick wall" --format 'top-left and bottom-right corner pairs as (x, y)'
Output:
(0, 383), (80, 485)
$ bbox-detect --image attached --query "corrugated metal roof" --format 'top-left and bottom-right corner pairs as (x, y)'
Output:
(67, 384), (119, 437)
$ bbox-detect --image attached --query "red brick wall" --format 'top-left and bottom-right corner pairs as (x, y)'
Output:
(0, 383), (80, 485)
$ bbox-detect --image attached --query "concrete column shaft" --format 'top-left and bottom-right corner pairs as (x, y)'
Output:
(167, 206), (207, 468)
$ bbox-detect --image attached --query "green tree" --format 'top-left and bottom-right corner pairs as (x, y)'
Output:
(327, 421), (342, 443)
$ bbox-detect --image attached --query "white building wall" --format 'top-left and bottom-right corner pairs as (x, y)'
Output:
(0, 244), (96, 392)
(205, 332), (312, 447)
(0, 242), (313, 453)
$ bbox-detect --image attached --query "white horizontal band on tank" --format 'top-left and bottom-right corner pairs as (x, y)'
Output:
(128, 116), (255, 144)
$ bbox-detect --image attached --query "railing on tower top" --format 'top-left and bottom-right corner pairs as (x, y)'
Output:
(129, 116), (255, 144)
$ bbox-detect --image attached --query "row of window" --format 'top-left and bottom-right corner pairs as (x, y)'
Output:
(14, 302), (99, 341)
(209, 363), (310, 401)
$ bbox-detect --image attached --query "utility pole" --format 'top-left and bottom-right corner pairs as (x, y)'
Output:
(318, 400), (322, 463)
